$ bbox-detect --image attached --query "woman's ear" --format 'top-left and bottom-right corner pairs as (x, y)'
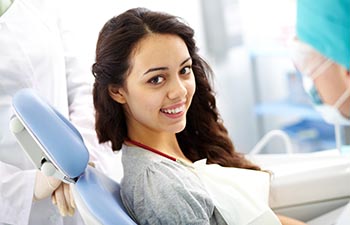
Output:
(108, 85), (126, 104)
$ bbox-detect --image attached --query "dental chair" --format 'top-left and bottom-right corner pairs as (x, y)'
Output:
(9, 89), (136, 225)
(248, 130), (350, 224)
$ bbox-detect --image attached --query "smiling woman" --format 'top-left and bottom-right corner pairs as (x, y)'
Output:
(91, 7), (305, 225)
(108, 33), (196, 143)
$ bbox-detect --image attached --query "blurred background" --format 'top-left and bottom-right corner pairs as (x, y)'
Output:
(67, 0), (336, 154)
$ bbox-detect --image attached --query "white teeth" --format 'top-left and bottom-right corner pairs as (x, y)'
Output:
(161, 105), (184, 114)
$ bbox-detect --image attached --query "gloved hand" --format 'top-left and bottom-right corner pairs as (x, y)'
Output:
(33, 170), (61, 201)
(52, 182), (76, 217)
(51, 162), (95, 217)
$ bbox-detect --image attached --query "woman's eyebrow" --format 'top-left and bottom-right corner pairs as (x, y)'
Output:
(143, 57), (192, 75)
(143, 67), (168, 75)
(180, 57), (192, 66)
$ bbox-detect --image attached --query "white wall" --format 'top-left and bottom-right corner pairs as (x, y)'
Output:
(66, 0), (204, 70)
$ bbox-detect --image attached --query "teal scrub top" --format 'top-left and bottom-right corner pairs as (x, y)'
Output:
(296, 0), (350, 69)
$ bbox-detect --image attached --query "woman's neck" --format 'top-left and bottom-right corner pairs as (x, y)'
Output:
(127, 132), (191, 163)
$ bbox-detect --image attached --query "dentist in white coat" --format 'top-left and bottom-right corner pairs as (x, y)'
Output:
(0, 0), (119, 224)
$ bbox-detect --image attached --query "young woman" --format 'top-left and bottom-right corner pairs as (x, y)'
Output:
(92, 7), (305, 225)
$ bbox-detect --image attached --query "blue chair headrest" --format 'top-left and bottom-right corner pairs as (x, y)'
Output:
(12, 89), (89, 179)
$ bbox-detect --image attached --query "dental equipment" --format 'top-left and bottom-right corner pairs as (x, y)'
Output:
(9, 88), (136, 225)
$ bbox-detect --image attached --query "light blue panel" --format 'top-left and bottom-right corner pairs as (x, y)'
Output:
(12, 89), (89, 179)
(75, 166), (136, 225)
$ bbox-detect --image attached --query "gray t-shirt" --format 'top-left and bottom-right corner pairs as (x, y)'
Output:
(120, 145), (227, 225)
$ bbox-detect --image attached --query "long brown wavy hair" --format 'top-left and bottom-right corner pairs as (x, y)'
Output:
(92, 8), (260, 170)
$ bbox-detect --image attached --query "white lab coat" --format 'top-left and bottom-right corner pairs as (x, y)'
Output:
(0, 0), (122, 224)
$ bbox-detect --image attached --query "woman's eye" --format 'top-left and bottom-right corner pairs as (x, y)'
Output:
(148, 76), (165, 85)
(180, 66), (192, 75)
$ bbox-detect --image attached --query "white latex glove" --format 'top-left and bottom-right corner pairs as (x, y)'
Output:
(33, 170), (61, 201)
(50, 161), (95, 216)
(52, 183), (76, 216)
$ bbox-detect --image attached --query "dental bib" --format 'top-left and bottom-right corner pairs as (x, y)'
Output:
(193, 159), (282, 225)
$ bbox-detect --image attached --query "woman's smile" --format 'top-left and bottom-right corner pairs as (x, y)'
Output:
(160, 102), (186, 118)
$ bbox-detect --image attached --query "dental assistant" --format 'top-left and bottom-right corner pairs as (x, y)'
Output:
(291, 0), (350, 121)
(0, 0), (116, 224)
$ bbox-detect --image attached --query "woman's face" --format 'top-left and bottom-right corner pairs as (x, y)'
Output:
(110, 34), (196, 138)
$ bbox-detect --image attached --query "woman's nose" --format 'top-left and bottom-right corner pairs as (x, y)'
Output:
(167, 76), (187, 100)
